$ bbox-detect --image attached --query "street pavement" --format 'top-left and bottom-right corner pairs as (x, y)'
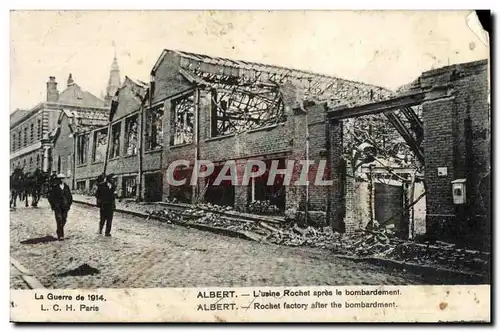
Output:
(10, 199), (430, 289)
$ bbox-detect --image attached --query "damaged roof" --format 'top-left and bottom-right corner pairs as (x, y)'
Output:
(162, 49), (395, 107)
(122, 76), (148, 101)
(59, 108), (108, 133)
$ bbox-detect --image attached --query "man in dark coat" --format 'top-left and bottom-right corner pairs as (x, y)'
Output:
(48, 173), (73, 241)
(95, 173), (116, 237)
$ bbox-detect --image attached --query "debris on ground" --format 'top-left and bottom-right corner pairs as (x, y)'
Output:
(265, 225), (336, 249)
(247, 200), (280, 215)
(330, 226), (490, 275)
(75, 193), (489, 277)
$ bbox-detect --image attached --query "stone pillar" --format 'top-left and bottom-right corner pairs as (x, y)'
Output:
(328, 119), (346, 233)
(343, 161), (357, 233)
(234, 162), (248, 211)
(285, 107), (307, 212)
(422, 94), (456, 239)
(162, 99), (172, 202)
(42, 144), (50, 172)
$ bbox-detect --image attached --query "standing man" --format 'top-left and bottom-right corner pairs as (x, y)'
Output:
(48, 173), (73, 241)
(95, 173), (116, 237)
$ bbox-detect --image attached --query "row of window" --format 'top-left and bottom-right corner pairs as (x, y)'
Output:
(12, 153), (42, 170)
(76, 113), (143, 166)
(76, 175), (137, 198)
(74, 88), (284, 165)
(11, 118), (42, 152)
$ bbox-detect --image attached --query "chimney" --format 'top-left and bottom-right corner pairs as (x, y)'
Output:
(67, 73), (74, 87)
(46, 76), (59, 102)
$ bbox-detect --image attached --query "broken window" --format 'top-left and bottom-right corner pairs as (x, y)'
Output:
(17, 130), (21, 150)
(89, 179), (98, 194)
(247, 159), (286, 213)
(23, 127), (27, 146)
(92, 128), (108, 163)
(124, 114), (139, 156)
(122, 176), (137, 198)
(76, 181), (86, 191)
(145, 106), (163, 151)
(204, 165), (235, 207)
(210, 86), (285, 137)
(30, 123), (34, 143)
(171, 94), (194, 145)
(12, 134), (15, 152)
(109, 122), (121, 159)
(76, 133), (89, 165)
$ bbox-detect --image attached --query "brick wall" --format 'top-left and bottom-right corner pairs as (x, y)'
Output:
(162, 88), (297, 207)
(328, 119), (345, 232)
(305, 104), (329, 212)
(421, 60), (490, 248)
(326, 60), (489, 240)
(71, 111), (162, 199)
(152, 50), (193, 104)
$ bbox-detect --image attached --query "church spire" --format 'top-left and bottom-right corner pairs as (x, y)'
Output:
(104, 53), (121, 106)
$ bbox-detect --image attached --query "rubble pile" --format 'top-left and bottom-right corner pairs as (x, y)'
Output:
(386, 242), (490, 273)
(143, 203), (489, 275)
(145, 205), (257, 233)
(192, 203), (234, 213)
(145, 209), (183, 224)
(333, 228), (490, 275)
(195, 213), (256, 232)
(265, 225), (336, 249)
(336, 228), (403, 257)
(247, 200), (280, 215)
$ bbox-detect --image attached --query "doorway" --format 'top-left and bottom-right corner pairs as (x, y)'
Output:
(144, 172), (163, 202)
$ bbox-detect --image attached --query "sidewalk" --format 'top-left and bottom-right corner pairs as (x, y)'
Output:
(11, 257), (45, 289)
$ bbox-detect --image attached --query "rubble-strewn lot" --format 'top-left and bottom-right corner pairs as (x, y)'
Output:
(150, 207), (490, 278)
(73, 195), (490, 278)
(11, 199), (436, 289)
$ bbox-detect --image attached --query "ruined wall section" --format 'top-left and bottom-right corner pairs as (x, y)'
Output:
(421, 59), (489, 248)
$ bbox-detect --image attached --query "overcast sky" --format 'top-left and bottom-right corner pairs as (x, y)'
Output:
(10, 10), (488, 112)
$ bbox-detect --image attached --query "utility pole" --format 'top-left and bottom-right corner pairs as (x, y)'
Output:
(102, 121), (113, 176)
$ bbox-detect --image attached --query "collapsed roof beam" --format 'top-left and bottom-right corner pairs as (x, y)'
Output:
(327, 92), (426, 120)
(384, 111), (425, 165)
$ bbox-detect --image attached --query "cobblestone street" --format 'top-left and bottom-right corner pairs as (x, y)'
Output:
(10, 200), (432, 289)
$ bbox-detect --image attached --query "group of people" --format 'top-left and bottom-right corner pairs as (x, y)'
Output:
(46, 172), (117, 241)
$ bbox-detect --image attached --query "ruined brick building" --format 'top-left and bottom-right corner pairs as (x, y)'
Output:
(48, 49), (490, 248)
(327, 59), (490, 248)
(53, 49), (392, 206)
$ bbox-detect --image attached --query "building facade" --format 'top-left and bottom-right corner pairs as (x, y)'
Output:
(65, 76), (148, 198)
(56, 49), (391, 212)
(10, 74), (108, 174)
(10, 57), (121, 175)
